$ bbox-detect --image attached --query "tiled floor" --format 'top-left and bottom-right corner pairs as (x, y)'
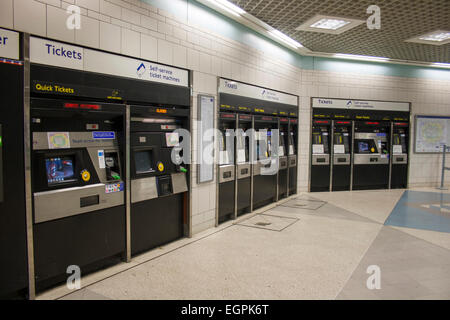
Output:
(39, 188), (450, 300)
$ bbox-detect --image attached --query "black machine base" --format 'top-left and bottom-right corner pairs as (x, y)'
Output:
(332, 165), (351, 191)
(391, 164), (408, 189)
(289, 167), (297, 195)
(131, 194), (184, 256)
(33, 205), (126, 293)
(278, 168), (288, 200)
(310, 165), (330, 192)
(237, 177), (251, 216)
(219, 180), (235, 223)
(253, 174), (276, 210)
(353, 164), (389, 190)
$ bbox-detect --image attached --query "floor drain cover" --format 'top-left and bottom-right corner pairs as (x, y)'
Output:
(255, 222), (272, 226)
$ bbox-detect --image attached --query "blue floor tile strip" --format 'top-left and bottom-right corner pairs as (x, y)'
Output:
(385, 190), (450, 233)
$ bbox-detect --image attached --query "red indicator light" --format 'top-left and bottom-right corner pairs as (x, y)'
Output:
(394, 123), (408, 126)
(64, 103), (79, 109)
(365, 122), (379, 125)
(80, 104), (101, 110)
(336, 121), (350, 124)
(315, 120), (329, 124)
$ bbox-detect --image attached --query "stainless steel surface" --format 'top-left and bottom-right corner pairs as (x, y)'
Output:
(250, 116), (254, 212)
(234, 116), (238, 219)
(333, 154), (351, 165)
(172, 172), (188, 194)
(312, 154), (330, 165)
(24, 33), (36, 300)
(131, 177), (158, 203)
(237, 163), (251, 179)
(279, 156), (288, 170)
(354, 132), (387, 141)
(87, 147), (121, 183)
(389, 122), (393, 189)
(353, 154), (389, 165)
(252, 161), (261, 176)
(329, 120), (334, 192)
(34, 184), (124, 223)
(125, 105), (131, 262)
(33, 131), (117, 150)
(288, 155), (297, 167)
(392, 154), (408, 164)
(219, 164), (235, 183)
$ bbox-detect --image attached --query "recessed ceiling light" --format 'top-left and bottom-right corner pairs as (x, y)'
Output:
(296, 15), (364, 34)
(310, 19), (351, 30)
(334, 54), (390, 62)
(268, 29), (303, 49)
(406, 30), (450, 46)
(431, 63), (450, 69)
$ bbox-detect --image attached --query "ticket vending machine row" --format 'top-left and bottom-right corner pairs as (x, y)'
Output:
(253, 116), (278, 210)
(31, 98), (126, 291)
(0, 60), (28, 299)
(288, 118), (298, 195)
(353, 121), (390, 190)
(236, 114), (252, 216)
(130, 105), (189, 255)
(310, 120), (331, 192)
(391, 122), (409, 189)
(331, 121), (352, 191)
(278, 118), (289, 200)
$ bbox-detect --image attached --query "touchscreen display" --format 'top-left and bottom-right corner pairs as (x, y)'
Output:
(46, 157), (76, 185)
(135, 150), (154, 174)
(358, 142), (369, 152)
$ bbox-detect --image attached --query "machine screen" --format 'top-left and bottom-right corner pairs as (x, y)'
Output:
(135, 150), (154, 174)
(358, 142), (369, 153)
(46, 157), (76, 185)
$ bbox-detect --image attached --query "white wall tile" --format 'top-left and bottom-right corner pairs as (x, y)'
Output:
(99, 0), (121, 19)
(99, 21), (120, 53)
(157, 38), (173, 65)
(75, 14), (99, 48)
(140, 33), (157, 61)
(14, 0), (47, 37)
(76, 0), (99, 11)
(121, 27), (140, 57)
(47, 5), (75, 43)
(0, 0), (13, 29)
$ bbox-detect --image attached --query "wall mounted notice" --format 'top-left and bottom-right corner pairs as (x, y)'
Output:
(312, 98), (410, 112)
(415, 115), (450, 153)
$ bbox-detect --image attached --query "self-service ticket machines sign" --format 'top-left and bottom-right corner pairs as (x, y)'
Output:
(31, 98), (126, 291)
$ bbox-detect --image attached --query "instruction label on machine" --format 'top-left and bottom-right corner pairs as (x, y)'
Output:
(105, 182), (124, 194)
(98, 150), (106, 169)
(93, 132), (115, 139)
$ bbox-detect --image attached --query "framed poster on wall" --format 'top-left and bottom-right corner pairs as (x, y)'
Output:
(197, 95), (215, 183)
(414, 115), (450, 153)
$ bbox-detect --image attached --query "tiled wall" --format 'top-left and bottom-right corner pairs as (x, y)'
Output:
(2, 0), (450, 233)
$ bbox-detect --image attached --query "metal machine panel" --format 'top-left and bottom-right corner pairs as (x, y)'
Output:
(34, 183), (124, 223)
(353, 154), (388, 165)
(288, 155), (297, 167)
(392, 154), (408, 164)
(333, 154), (350, 165)
(171, 172), (188, 194)
(131, 177), (158, 203)
(312, 154), (330, 165)
(253, 162), (261, 176)
(279, 156), (288, 170)
(237, 163), (251, 179)
(219, 164), (235, 183)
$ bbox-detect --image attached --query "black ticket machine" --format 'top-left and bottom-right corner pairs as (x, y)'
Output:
(332, 121), (352, 191)
(31, 98), (126, 291)
(278, 118), (289, 199)
(391, 122), (409, 189)
(310, 119), (331, 192)
(236, 114), (252, 216)
(130, 105), (189, 255)
(353, 121), (390, 190)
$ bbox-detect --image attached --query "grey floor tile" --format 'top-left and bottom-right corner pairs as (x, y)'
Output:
(236, 214), (299, 231)
(60, 288), (112, 300)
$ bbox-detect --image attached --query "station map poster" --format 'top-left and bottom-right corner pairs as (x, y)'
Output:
(415, 115), (450, 153)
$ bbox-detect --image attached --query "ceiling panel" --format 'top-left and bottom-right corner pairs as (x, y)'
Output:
(230, 0), (450, 63)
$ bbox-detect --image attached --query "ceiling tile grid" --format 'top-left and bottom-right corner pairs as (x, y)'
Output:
(231, 0), (450, 63)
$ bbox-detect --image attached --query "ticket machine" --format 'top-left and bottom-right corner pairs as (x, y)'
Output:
(0, 58), (28, 299)
(391, 122), (409, 189)
(331, 121), (352, 191)
(253, 116), (278, 210)
(278, 118), (289, 199)
(130, 105), (189, 255)
(218, 112), (236, 223)
(31, 98), (126, 291)
(236, 114), (252, 216)
(353, 121), (390, 190)
(310, 120), (331, 192)
(288, 118), (298, 195)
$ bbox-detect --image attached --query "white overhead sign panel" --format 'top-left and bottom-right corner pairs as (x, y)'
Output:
(30, 37), (189, 87)
(219, 78), (298, 106)
(0, 28), (20, 60)
(83, 49), (188, 87)
(30, 37), (84, 70)
(312, 98), (410, 112)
